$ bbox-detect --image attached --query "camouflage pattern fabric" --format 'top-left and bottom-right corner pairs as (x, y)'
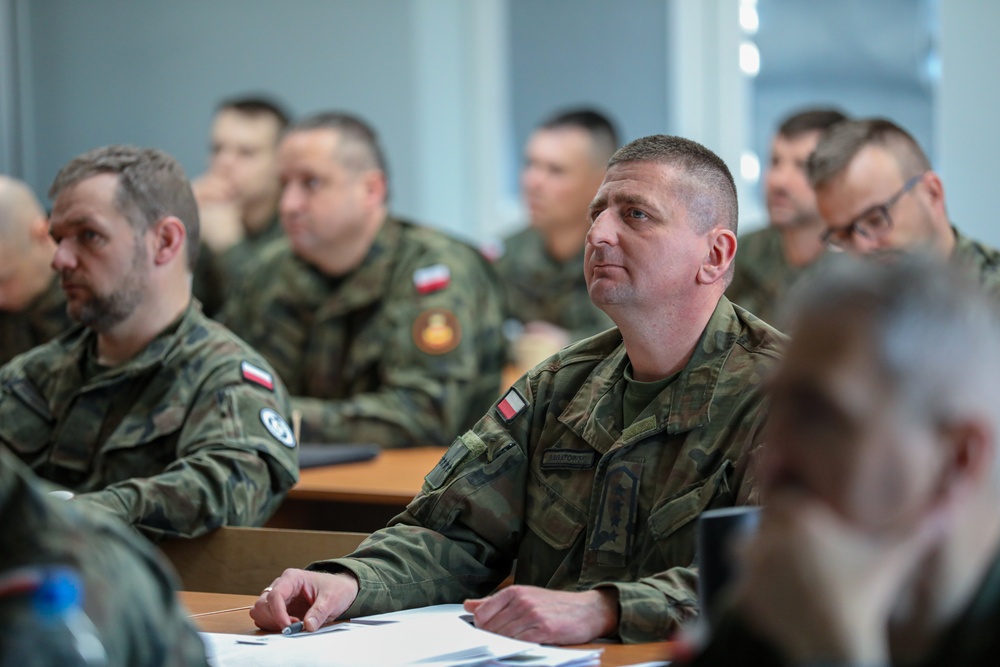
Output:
(310, 297), (786, 643)
(952, 226), (1000, 296)
(0, 277), (72, 367)
(725, 226), (803, 329)
(192, 239), (225, 319)
(0, 449), (208, 665)
(494, 226), (613, 341)
(682, 545), (1000, 666)
(217, 213), (285, 296)
(222, 216), (506, 448)
(0, 302), (299, 542)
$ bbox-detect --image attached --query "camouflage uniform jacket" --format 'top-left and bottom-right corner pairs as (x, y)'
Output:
(0, 449), (208, 665)
(0, 276), (71, 367)
(219, 213), (284, 294)
(494, 226), (613, 341)
(192, 239), (225, 318)
(0, 301), (299, 541)
(683, 544), (1000, 666)
(311, 297), (785, 643)
(951, 225), (1000, 296)
(726, 226), (835, 330)
(222, 216), (506, 448)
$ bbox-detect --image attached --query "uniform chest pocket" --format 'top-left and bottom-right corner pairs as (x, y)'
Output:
(525, 469), (588, 550)
(0, 379), (55, 456)
(51, 403), (189, 481)
(647, 460), (734, 566)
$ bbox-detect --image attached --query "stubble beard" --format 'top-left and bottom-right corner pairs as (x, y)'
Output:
(67, 245), (149, 333)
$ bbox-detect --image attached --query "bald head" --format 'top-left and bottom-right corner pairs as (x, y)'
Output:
(0, 176), (46, 245)
(0, 176), (56, 312)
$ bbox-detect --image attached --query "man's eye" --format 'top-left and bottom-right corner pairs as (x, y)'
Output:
(80, 230), (100, 244)
(627, 209), (647, 220)
(304, 178), (321, 191)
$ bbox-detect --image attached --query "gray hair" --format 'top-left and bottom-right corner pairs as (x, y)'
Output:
(49, 145), (200, 269)
(785, 253), (1000, 434)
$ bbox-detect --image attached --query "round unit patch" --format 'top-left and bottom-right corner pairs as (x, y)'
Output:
(412, 308), (462, 355)
(260, 408), (296, 448)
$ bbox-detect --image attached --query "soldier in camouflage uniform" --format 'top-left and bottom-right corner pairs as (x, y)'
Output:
(0, 145), (298, 542)
(726, 108), (846, 328)
(250, 135), (785, 644)
(682, 256), (1000, 667)
(0, 175), (73, 366)
(494, 110), (616, 366)
(809, 117), (1000, 292)
(0, 448), (208, 665)
(222, 112), (506, 448)
(192, 96), (289, 296)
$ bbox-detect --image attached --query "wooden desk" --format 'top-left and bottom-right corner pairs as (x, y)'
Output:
(182, 591), (674, 666)
(267, 447), (447, 532)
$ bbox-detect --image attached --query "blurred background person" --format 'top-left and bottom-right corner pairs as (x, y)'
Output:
(0, 175), (71, 366)
(686, 255), (1000, 666)
(494, 109), (617, 375)
(191, 96), (290, 297)
(726, 108), (846, 327)
(222, 112), (506, 448)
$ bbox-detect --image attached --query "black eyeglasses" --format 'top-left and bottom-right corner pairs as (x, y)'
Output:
(821, 172), (926, 249)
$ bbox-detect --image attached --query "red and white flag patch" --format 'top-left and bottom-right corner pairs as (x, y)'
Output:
(496, 387), (527, 423)
(241, 361), (274, 391)
(413, 264), (451, 294)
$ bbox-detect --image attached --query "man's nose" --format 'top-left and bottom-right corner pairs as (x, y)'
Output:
(586, 211), (618, 246)
(51, 241), (77, 271)
(279, 183), (303, 216)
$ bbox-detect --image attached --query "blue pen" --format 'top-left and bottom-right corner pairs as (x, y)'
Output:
(282, 621), (305, 636)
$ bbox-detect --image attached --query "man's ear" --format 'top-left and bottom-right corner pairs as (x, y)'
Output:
(150, 216), (187, 266)
(931, 417), (995, 510)
(362, 170), (387, 209)
(698, 227), (737, 285)
(920, 171), (947, 219)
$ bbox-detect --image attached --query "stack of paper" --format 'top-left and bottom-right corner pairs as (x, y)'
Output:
(202, 605), (601, 667)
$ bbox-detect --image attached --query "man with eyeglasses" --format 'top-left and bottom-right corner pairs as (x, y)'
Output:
(807, 118), (1000, 291)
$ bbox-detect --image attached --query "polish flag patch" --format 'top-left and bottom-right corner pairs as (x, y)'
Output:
(413, 264), (451, 294)
(496, 387), (527, 424)
(241, 361), (274, 391)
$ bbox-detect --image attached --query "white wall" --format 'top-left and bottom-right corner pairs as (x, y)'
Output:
(937, 1), (1000, 248)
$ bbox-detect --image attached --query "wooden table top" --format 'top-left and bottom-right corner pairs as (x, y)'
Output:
(289, 446), (447, 505)
(181, 591), (674, 666)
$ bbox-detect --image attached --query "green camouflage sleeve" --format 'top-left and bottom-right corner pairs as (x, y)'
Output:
(0, 450), (208, 666)
(308, 418), (529, 613)
(73, 363), (299, 541)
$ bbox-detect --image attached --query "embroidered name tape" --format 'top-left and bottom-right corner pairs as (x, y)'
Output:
(495, 387), (527, 423)
(541, 449), (598, 470)
(242, 361), (274, 391)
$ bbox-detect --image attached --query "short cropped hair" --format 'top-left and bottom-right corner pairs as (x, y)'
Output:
(287, 111), (387, 176)
(217, 95), (291, 131)
(776, 108), (847, 140)
(786, 253), (1000, 431)
(807, 118), (932, 190)
(540, 108), (620, 164)
(609, 134), (739, 235)
(48, 145), (200, 269)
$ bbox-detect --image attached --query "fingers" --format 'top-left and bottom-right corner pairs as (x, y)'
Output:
(250, 569), (304, 630)
(467, 587), (549, 642)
